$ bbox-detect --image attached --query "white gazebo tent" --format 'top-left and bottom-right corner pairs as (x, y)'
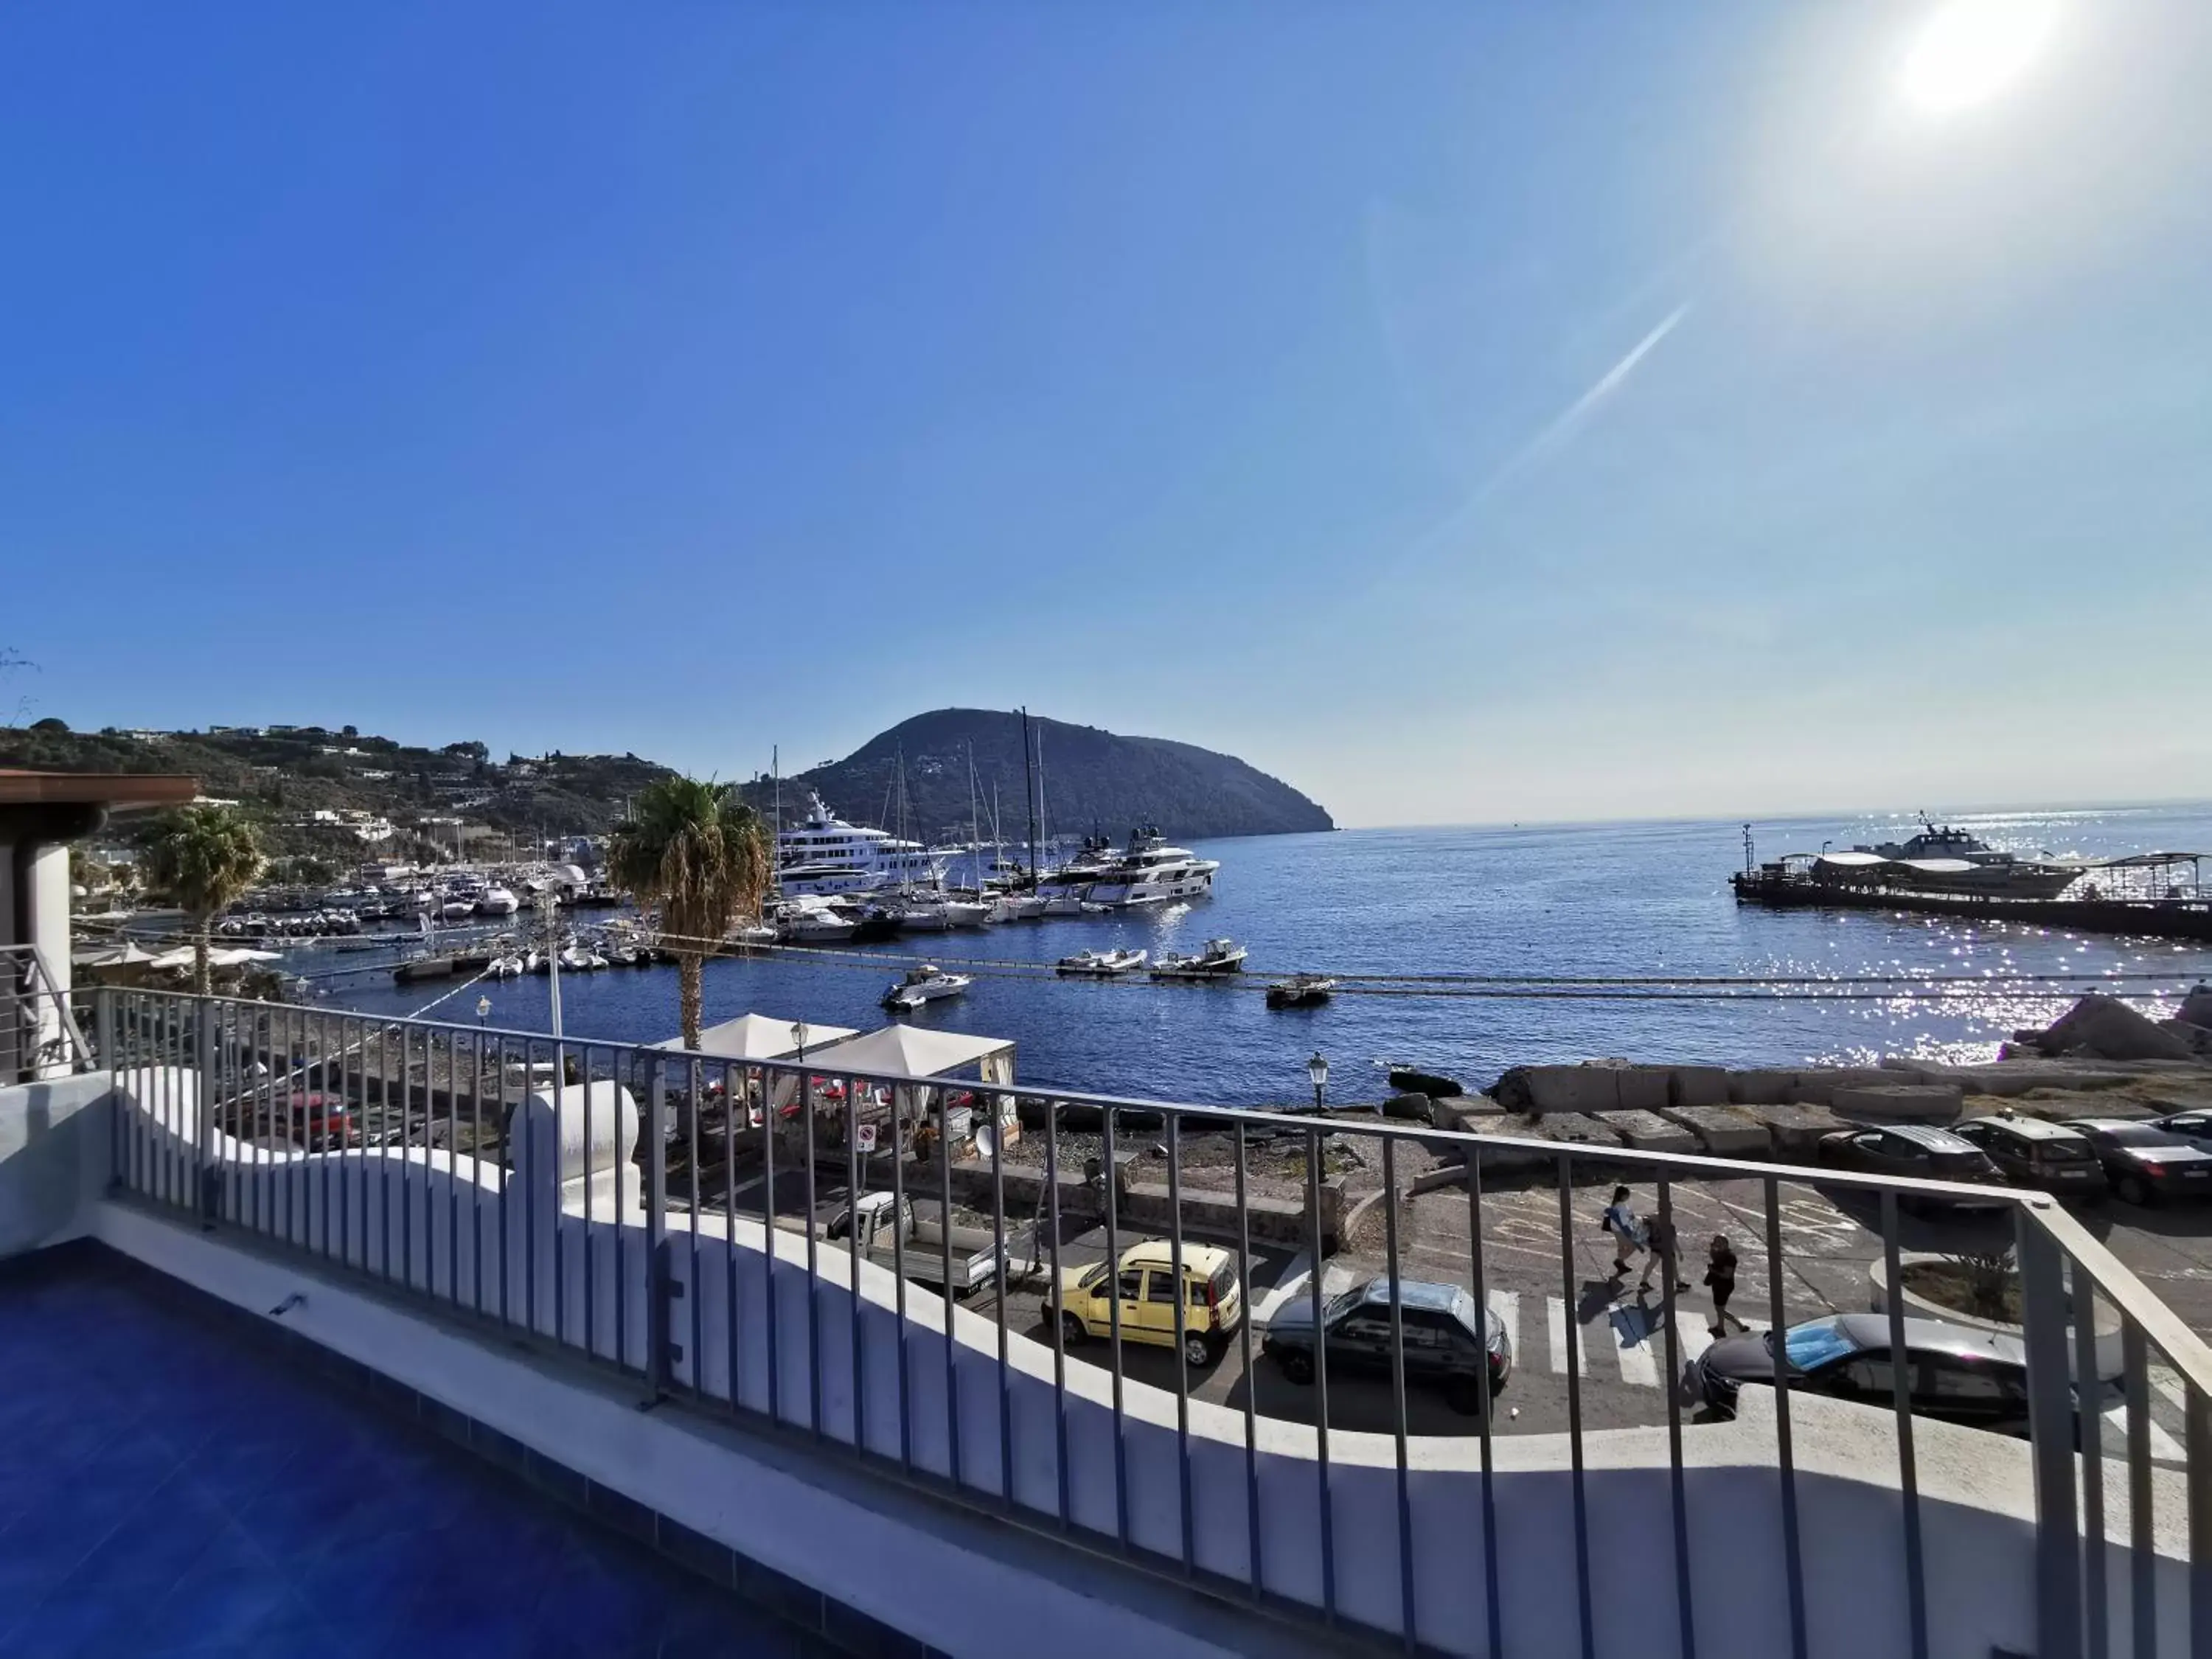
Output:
(653, 1013), (858, 1063)
(652, 1013), (860, 1127)
(801, 1023), (1018, 1155)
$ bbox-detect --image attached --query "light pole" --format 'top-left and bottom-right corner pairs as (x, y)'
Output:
(790, 1019), (808, 1124)
(1308, 1051), (1329, 1113)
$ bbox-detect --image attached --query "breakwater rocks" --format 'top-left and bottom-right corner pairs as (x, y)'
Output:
(1441, 1046), (2212, 1177)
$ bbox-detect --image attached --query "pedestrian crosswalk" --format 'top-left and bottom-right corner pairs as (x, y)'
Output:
(1476, 1289), (2193, 1468)
(1486, 1290), (1753, 1388)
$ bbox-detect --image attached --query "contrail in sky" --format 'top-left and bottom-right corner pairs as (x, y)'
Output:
(1382, 297), (1693, 581)
(1488, 301), (1691, 489)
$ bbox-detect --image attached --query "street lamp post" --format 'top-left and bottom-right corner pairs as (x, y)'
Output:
(790, 1019), (809, 1125)
(1308, 1050), (1329, 1113)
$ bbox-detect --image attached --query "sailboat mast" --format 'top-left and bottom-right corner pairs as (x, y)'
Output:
(967, 741), (981, 891)
(1019, 707), (1037, 886)
(1035, 723), (1048, 875)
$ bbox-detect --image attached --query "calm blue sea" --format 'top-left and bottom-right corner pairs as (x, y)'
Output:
(304, 804), (2212, 1107)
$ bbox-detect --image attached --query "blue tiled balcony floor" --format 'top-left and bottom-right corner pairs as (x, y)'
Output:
(0, 1248), (809, 1658)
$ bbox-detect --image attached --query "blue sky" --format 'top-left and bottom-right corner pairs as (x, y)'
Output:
(4, 1), (2207, 826)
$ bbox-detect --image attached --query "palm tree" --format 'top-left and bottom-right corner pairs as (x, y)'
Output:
(145, 804), (265, 996)
(606, 776), (771, 1051)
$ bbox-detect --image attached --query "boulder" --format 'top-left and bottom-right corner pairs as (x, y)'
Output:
(1661, 1105), (1773, 1157)
(1429, 1094), (1503, 1131)
(1382, 1092), (1433, 1121)
(2159, 1020), (2212, 1057)
(1490, 1065), (1621, 1116)
(1832, 1084), (1964, 1121)
(1727, 1070), (1798, 1106)
(1667, 1066), (1731, 1108)
(1743, 1102), (1849, 1156)
(1525, 1113), (1626, 1154)
(2025, 993), (2197, 1063)
(1601, 1109), (1698, 1155)
(2178, 983), (2212, 1030)
(1788, 1068), (1898, 1106)
(1388, 1067), (1464, 1099)
(1610, 1067), (1673, 1113)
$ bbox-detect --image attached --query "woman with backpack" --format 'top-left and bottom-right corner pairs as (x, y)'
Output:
(1600, 1185), (1643, 1279)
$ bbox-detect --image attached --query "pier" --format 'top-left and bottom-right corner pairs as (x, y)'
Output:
(1731, 861), (2212, 941)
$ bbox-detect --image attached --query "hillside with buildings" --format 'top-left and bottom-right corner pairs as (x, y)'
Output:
(0, 720), (671, 875)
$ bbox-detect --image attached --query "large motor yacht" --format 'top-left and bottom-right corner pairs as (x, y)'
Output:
(1081, 827), (1220, 908)
(1829, 819), (2083, 900)
(776, 793), (950, 897)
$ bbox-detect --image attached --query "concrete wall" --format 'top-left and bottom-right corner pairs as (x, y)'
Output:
(0, 1073), (114, 1256)
(83, 1068), (2202, 1658)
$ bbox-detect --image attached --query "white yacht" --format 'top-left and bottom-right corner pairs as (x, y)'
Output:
(476, 885), (521, 917)
(775, 897), (861, 942)
(1082, 829), (1220, 908)
(776, 793), (950, 897)
(881, 964), (973, 1012)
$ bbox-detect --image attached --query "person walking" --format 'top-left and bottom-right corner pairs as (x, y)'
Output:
(1639, 1206), (1687, 1295)
(1600, 1185), (1643, 1279)
(1704, 1235), (1744, 1335)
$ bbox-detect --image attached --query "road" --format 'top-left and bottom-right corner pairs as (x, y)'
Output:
(939, 1170), (2212, 1461)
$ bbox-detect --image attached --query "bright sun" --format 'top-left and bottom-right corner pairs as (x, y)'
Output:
(1902, 0), (2061, 114)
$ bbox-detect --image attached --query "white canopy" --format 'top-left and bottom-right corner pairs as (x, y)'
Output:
(804, 1023), (1014, 1081)
(655, 1012), (858, 1061)
(147, 945), (284, 970)
(74, 939), (157, 967)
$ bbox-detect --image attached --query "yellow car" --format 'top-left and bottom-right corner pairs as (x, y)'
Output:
(1048, 1239), (1244, 1368)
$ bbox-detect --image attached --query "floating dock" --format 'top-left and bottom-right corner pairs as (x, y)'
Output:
(1731, 867), (2212, 942)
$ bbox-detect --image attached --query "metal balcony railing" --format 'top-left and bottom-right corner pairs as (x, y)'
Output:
(1, 943), (96, 1084)
(90, 987), (2212, 1659)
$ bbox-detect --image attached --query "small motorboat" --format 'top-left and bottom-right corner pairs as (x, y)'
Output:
(1265, 974), (1336, 1009)
(1057, 947), (1147, 977)
(557, 945), (594, 973)
(1041, 891), (1089, 917)
(893, 901), (952, 932)
(881, 964), (973, 1012)
(1150, 938), (1248, 981)
(489, 954), (526, 980)
(476, 886), (521, 917)
(942, 899), (993, 928)
(727, 921), (777, 947)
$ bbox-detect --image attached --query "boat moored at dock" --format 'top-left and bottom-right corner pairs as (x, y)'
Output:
(1057, 947), (1147, 977)
(1266, 974), (1335, 1008)
(1150, 938), (1248, 980)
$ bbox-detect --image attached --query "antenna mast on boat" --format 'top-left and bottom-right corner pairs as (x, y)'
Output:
(967, 741), (982, 890)
(1035, 722), (1048, 875)
(1019, 707), (1038, 886)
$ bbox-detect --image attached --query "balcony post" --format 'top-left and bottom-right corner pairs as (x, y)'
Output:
(2016, 1204), (2083, 1659)
(645, 1050), (672, 1399)
(195, 997), (220, 1228)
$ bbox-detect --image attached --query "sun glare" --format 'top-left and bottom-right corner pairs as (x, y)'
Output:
(1902, 0), (2060, 114)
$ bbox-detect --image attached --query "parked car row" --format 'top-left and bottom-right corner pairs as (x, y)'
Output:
(1043, 1242), (1512, 1411)
(1812, 1110), (2212, 1209)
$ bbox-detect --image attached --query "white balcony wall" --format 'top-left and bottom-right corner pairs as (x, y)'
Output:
(88, 1065), (2197, 1659)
